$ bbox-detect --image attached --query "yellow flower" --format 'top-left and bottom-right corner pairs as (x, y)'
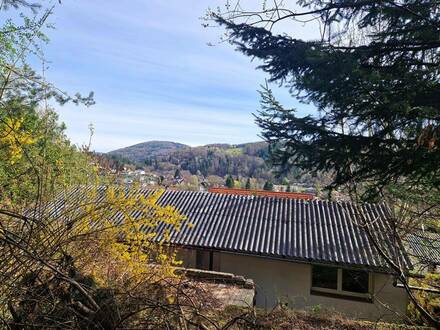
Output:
(0, 117), (36, 164)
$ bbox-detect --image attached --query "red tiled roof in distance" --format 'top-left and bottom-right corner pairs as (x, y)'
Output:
(208, 188), (315, 200)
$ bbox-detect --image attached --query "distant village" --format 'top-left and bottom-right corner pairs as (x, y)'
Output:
(114, 165), (320, 195)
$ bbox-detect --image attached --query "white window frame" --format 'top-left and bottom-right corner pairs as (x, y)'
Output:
(311, 265), (373, 300)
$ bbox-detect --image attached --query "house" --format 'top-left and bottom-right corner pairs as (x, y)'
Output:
(56, 187), (411, 322)
(404, 230), (440, 273)
(207, 187), (315, 200)
(143, 189), (410, 322)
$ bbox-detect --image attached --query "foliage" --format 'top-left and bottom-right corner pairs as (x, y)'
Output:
(96, 152), (130, 172)
(408, 273), (440, 326)
(107, 140), (330, 190)
(174, 167), (181, 179)
(0, 100), (90, 207)
(0, 8), (94, 108)
(0, 2), (197, 328)
(225, 174), (235, 188)
(212, 1), (440, 326)
(0, 88), (190, 327)
(0, 111), (35, 164)
(0, 1), (41, 12)
(1, 183), (194, 328)
(213, 1), (440, 200)
(263, 180), (273, 191)
(110, 141), (188, 163)
(217, 306), (428, 330)
(0, 1), (94, 208)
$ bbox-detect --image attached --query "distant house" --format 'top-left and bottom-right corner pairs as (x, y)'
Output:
(207, 187), (315, 200)
(405, 230), (440, 273)
(141, 189), (410, 322)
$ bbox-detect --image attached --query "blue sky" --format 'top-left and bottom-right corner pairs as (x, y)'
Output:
(26, 1), (318, 152)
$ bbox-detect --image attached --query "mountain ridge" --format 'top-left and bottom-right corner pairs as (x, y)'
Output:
(107, 140), (267, 164)
(108, 140), (190, 163)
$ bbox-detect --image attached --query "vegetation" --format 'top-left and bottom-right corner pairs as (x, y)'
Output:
(0, 101), (90, 206)
(3, 184), (190, 328)
(212, 0), (440, 327)
(213, 306), (433, 330)
(109, 141), (188, 163)
(225, 174), (235, 188)
(0, 2), (213, 328)
(106, 140), (330, 192)
(213, 1), (440, 199)
(263, 181), (273, 191)
(1, 0), (439, 328)
(408, 274), (440, 324)
(109, 141), (272, 178)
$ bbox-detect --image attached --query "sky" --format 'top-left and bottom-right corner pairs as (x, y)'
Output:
(24, 1), (319, 152)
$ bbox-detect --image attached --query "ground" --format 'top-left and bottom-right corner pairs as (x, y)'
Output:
(216, 306), (435, 330)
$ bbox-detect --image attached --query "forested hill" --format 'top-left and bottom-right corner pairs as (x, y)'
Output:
(107, 140), (286, 180)
(109, 141), (189, 163)
(158, 141), (273, 179)
(105, 141), (330, 190)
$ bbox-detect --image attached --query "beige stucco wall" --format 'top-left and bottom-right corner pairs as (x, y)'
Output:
(178, 248), (408, 322)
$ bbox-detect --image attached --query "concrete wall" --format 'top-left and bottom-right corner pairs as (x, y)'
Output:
(178, 248), (408, 322)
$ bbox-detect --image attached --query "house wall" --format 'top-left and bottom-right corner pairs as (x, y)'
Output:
(178, 248), (408, 322)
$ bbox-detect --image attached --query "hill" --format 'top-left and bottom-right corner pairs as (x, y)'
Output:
(108, 141), (189, 163)
(157, 141), (272, 179)
(107, 141), (276, 177)
(105, 140), (327, 191)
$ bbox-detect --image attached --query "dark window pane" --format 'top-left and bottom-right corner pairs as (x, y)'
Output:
(312, 265), (338, 290)
(196, 250), (211, 270)
(342, 269), (369, 293)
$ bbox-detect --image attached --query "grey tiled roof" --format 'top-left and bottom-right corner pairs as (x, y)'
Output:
(54, 188), (410, 271)
(405, 231), (440, 266)
(137, 189), (409, 271)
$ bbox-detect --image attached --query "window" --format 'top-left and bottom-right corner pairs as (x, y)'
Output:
(195, 250), (213, 270)
(312, 265), (338, 290)
(311, 265), (371, 301)
(342, 269), (369, 294)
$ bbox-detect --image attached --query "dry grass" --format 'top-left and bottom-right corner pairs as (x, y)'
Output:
(217, 306), (435, 330)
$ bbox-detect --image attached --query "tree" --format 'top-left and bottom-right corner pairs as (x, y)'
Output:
(225, 175), (234, 188)
(0, 101), (90, 206)
(212, 1), (440, 200)
(245, 178), (251, 189)
(263, 181), (273, 191)
(213, 1), (440, 326)
(0, 3), (206, 328)
(2, 183), (191, 328)
(0, 0), (41, 11)
(187, 175), (199, 190)
(158, 175), (165, 185)
(286, 185), (291, 193)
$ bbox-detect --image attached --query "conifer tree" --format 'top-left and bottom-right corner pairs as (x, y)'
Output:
(225, 175), (234, 188)
(245, 178), (251, 190)
(213, 1), (440, 199)
(263, 181), (273, 191)
(213, 2), (440, 326)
